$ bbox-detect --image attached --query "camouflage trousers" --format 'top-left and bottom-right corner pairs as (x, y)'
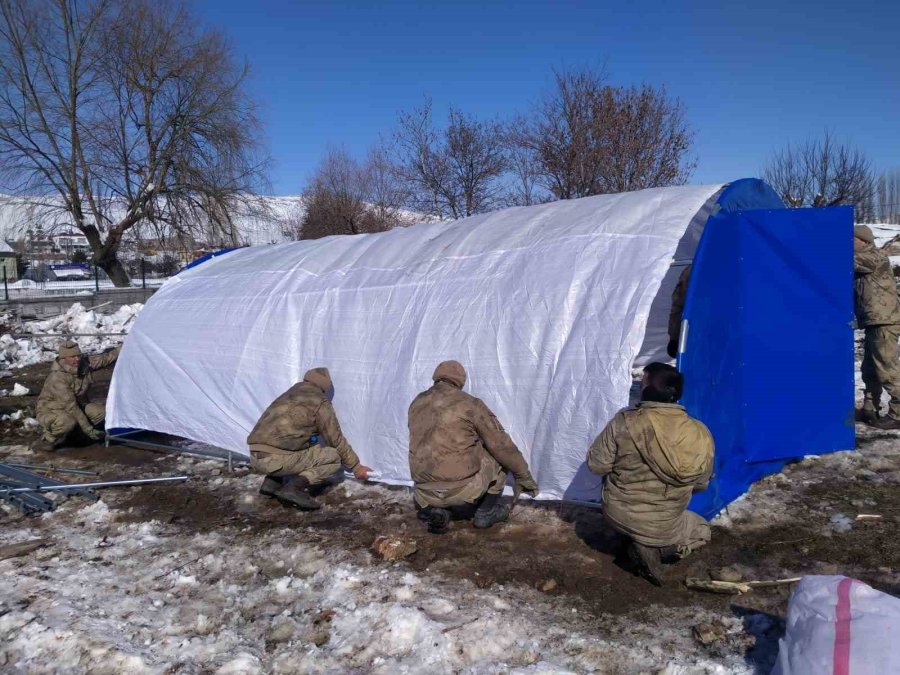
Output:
(249, 443), (341, 486)
(39, 402), (105, 445)
(670, 510), (711, 558)
(606, 509), (711, 558)
(861, 324), (900, 420)
(414, 452), (507, 509)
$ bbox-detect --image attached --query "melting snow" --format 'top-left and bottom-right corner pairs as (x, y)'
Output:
(0, 303), (142, 368)
(0, 471), (757, 674)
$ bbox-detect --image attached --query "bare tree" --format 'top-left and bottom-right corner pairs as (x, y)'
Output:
(297, 147), (412, 240)
(515, 68), (608, 200)
(502, 121), (543, 207)
(763, 131), (874, 217)
(876, 169), (900, 224)
(365, 145), (414, 229)
(394, 100), (508, 219)
(0, 0), (267, 285)
(514, 68), (695, 200)
(299, 148), (371, 240)
(600, 84), (695, 192)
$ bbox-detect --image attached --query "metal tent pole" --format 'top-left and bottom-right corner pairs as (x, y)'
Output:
(5, 464), (98, 476)
(0, 475), (188, 494)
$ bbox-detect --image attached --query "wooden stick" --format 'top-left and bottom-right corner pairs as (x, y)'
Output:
(442, 618), (480, 633)
(0, 538), (50, 561)
(685, 577), (801, 595)
(153, 555), (204, 581)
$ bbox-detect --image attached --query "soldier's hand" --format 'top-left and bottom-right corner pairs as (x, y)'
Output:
(87, 428), (105, 442)
(353, 464), (373, 481)
(513, 471), (539, 498)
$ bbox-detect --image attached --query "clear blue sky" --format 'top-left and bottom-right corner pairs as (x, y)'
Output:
(194, 0), (900, 196)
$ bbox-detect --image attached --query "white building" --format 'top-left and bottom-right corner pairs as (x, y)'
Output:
(52, 231), (91, 257)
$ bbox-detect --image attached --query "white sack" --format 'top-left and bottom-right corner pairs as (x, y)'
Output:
(773, 575), (900, 675)
(108, 185), (722, 501)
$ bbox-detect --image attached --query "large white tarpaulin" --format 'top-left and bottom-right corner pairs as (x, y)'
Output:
(108, 184), (723, 501)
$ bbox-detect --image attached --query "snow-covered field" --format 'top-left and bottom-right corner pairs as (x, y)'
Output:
(0, 303), (142, 369)
(1, 418), (897, 674)
(0, 456), (768, 675)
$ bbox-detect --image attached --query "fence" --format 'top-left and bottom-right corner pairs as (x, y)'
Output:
(1, 261), (167, 301)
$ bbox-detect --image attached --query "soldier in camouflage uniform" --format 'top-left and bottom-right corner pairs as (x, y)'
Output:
(247, 367), (371, 510)
(588, 362), (714, 586)
(854, 225), (900, 430)
(408, 360), (539, 534)
(35, 340), (120, 449)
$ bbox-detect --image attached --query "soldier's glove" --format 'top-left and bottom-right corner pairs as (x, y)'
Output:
(666, 339), (678, 359)
(87, 428), (105, 442)
(513, 471), (539, 499)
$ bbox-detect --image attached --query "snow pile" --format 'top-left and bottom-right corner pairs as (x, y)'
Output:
(0, 383), (29, 396)
(858, 222), (900, 249)
(0, 303), (142, 368)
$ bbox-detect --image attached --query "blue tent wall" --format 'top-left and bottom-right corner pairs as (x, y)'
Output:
(679, 206), (855, 517)
(180, 247), (240, 272)
(714, 178), (784, 213)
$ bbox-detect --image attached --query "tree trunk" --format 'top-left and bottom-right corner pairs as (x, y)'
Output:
(82, 222), (131, 288)
(98, 256), (131, 287)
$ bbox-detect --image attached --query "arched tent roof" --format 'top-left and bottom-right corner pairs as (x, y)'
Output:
(109, 181), (779, 502)
(636, 178), (784, 364)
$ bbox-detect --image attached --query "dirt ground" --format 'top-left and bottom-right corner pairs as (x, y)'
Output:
(2, 360), (899, 672)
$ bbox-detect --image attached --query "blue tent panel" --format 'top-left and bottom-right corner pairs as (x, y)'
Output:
(680, 206), (855, 517)
(715, 178), (785, 213)
(180, 247), (241, 273)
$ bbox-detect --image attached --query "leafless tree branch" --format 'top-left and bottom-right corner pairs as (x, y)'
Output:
(0, 0), (269, 285)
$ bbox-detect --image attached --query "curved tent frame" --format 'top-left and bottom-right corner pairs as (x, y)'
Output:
(109, 179), (851, 512)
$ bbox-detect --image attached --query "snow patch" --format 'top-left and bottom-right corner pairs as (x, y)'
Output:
(77, 500), (112, 525)
(0, 303), (142, 369)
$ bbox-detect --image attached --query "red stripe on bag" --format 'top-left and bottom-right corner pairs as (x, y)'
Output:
(833, 578), (853, 675)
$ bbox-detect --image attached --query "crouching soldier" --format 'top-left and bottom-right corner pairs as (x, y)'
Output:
(408, 360), (539, 534)
(35, 340), (120, 450)
(853, 225), (900, 429)
(247, 367), (371, 510)
(587, 363), (714, 586)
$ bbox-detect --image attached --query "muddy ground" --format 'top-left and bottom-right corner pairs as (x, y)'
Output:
(1, 360), (899, 672)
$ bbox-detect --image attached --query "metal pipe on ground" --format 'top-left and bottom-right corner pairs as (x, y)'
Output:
(0, 462), (96, 498)
(0, 475), (189, 494)
(0, 480), (56, 514)
(5, 464), (99, 476)
(107, 432), (247, 466)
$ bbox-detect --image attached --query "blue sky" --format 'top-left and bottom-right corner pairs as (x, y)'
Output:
(194, 0), (900, 196)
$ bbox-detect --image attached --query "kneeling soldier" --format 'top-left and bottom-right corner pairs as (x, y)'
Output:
(408, 360), (538, 534)
(588, 363), (714, 586)
(247, 367), (371, 510)
(36, 340), (120, 449)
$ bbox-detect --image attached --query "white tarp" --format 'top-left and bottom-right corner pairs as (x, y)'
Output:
(773, 575), (900, 675)
(108, 184), (722, 501)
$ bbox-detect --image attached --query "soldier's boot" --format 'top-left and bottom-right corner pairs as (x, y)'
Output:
(32, 433), (65, 453)
(856, 407), (880, 425)
(473, 492), (510, 529)
(627, 541), (664, 587)
(258, 474), (285, 498)
(659, 544), (680, 564)
(424, 507), (451, 534)
(274, 476), (321, 511)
